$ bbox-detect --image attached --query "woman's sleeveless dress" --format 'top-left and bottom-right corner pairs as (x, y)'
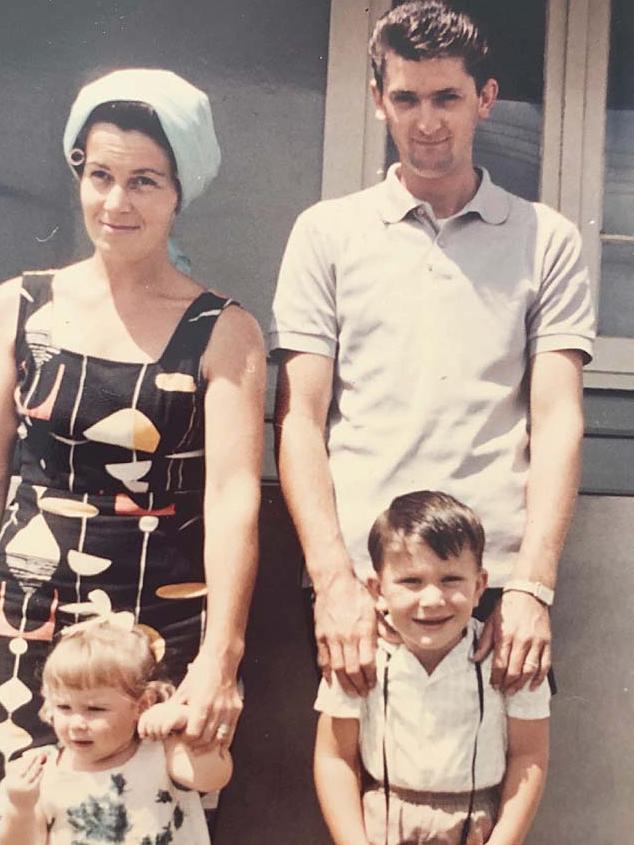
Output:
(0, 272), (233, 774)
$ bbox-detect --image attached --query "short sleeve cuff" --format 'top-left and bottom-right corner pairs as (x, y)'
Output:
(506, 679), (551, 719)
(528, 333), (594, 364)
(268, 330), (337, 359)
(314, 675), (362, 719)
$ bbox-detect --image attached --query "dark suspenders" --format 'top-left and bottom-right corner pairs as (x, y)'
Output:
(460, 648), (485, 845)
(381, 631), (485, 845)
(382, 653), (392, 845)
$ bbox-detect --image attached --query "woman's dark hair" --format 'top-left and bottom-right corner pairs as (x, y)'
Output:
(368, 489), (485, 572)
(369, 1), (491, 93)
(71, 100), (181, 209)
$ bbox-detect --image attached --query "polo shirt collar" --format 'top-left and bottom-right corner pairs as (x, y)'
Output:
(377, 163), (510, 226)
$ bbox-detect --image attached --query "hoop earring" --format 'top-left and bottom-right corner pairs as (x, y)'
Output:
(69, 148), (85, 166)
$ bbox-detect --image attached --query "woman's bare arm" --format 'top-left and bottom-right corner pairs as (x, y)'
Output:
(177, 305), (265, 747)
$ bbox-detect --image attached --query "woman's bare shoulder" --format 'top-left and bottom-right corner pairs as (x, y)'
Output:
(214, 304), (264, 352)
(202, 304), (265, 381)
(0, 275), (23, 297)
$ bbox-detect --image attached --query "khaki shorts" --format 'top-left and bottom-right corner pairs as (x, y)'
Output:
(363, 782), (499, 845)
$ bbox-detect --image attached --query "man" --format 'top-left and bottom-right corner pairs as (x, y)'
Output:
(270, 0), (594, 697)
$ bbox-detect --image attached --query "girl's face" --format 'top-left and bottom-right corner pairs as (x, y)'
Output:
(79, 122), (179, 264)
(47, 685), (145, 771)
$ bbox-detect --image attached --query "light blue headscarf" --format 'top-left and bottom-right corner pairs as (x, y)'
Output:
(63, 69), (221, 210)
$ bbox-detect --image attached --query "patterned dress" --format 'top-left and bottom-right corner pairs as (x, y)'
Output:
(0, 272), (233, 774)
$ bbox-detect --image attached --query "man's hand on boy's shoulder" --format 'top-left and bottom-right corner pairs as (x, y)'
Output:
(314, 571), (377, 697)
(473, 591), (551, 693)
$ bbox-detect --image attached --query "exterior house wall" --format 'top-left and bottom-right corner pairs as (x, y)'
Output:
(1, 2), (632, 843)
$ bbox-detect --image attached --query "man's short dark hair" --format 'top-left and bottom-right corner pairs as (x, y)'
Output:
(369, 1), (491, 93)
(368, 490), (485, 572)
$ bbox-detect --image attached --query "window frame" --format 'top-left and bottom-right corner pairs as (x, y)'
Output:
(321, 0), (390, 201)
(553, 0), (634, 390)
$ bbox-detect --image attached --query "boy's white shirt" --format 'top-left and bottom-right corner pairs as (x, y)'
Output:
(314, 618), (550, 793)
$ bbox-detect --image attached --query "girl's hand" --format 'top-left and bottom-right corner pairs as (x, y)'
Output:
(4, 752), (46, 810)
(174, 650), (243, 750)
(138, 700), (189, 741)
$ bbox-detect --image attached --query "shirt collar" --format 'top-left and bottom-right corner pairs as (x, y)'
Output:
(377, 163), (510, 226)
(381, 617), (480, 681)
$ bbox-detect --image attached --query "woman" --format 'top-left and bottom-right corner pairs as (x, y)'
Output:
(0, 69), (265, 778)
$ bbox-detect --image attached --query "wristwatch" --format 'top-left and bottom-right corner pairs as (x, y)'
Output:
(502, 579), (555, 607)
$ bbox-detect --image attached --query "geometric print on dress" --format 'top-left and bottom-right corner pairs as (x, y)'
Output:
(0, 273), (234, 774)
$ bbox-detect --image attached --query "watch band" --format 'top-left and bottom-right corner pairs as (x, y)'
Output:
(502, 579), (554, 607)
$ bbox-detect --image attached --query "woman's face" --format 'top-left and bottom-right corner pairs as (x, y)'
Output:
(80, 121), (179, 263)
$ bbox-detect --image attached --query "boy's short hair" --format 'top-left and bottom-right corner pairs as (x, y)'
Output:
(368, 490), (485, 571)
(369, 1), (491, 93)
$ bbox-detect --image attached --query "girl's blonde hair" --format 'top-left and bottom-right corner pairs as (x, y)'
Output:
(40, 618), (174, 722)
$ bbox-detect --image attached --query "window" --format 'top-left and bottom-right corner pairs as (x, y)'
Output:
(550, 0), (634, 388)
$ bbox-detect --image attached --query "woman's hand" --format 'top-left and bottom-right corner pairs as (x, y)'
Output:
(4, 752), (46, 811)
(173, 650), (243, 750)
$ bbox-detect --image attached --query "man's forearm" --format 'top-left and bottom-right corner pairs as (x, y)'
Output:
(275, 354), (377, 692)
(512, 351), (584, 589)
(513, 403), (582, 588)
(277, 409), (354, 588)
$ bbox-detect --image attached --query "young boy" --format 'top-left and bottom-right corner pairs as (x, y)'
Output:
(314, 491), (549, 845)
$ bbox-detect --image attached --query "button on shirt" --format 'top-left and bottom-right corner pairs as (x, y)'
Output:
(314, 619), (550, 793)
(270, 166), (595, 585)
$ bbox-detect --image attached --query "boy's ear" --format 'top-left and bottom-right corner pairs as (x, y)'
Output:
(366, 574), (388, 613)
(475, 568), (489, 605)
(366, 573), (380, 600)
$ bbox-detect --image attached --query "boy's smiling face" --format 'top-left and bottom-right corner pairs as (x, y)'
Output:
(374, 535), (487, 673)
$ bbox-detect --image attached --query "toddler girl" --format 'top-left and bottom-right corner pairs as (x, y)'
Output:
(0, 617), (232, 845)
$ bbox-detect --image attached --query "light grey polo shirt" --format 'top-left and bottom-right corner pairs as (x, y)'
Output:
(269, 165), (595, 586)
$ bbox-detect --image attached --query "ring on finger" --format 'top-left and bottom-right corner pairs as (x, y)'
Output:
(216, 723), (231, 740)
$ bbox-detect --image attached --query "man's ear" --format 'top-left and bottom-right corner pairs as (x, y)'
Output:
(477, 78), (498, 119)
(370, 80), (387, 122)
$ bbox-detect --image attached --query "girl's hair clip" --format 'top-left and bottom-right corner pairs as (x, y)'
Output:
(61, 610), (135, 638)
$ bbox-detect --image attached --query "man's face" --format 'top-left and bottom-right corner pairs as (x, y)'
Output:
(372, 52), (497, 196)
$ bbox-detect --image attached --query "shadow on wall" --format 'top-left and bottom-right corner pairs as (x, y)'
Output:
(215, 484), (329, 845)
